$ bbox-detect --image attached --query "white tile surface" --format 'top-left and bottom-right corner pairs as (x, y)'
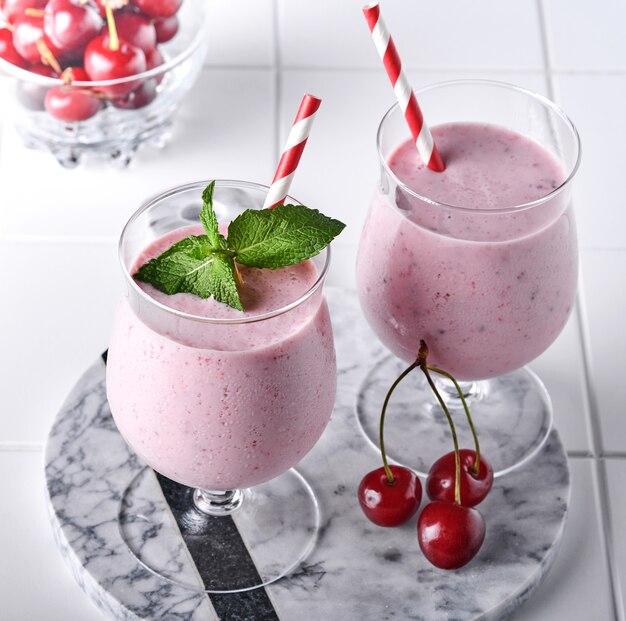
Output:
(510, 458), (613, 621)
(204, 0), (275, 67)
(554, 74), (626, 249)
(0, 240), (121, 444)
(544, 0), (626, 71)
(530, 304), (592, 454)
(0, 68), (275, 238)
(605, 459), (626, 619)
(278, 0), (544, 70)
(0, 450), (107, 621)
(580, 249), (626, 453)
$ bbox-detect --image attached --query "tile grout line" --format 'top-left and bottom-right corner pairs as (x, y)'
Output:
(536, 3), (624, 617)
(566, 450), (594, 459)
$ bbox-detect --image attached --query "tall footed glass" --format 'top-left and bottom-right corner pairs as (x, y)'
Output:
(106, 180), (336, 592)
(356, 81), (580, 477)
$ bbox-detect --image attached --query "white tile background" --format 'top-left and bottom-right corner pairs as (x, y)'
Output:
(1, 0), (625, 619)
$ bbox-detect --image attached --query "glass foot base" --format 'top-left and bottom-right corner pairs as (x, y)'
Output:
(15, 118), (173, 168)
(356, 355), (553, 478)
(118, 467), (320, 593)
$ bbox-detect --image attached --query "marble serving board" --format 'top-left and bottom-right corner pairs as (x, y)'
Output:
(44, 288), (570, 621)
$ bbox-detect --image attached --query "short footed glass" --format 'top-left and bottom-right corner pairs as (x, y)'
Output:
(106, 180), (337, 592)
(356, 80), (581, 477)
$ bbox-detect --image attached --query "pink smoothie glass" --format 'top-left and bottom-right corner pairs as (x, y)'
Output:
(356, 81), (580, 478)
(106, 180), (336, 592)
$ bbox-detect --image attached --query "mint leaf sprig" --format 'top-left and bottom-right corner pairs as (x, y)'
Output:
(134, 181), (346, 311)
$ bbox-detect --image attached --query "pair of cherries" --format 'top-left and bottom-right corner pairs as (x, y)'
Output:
(358, 340), (494, 570)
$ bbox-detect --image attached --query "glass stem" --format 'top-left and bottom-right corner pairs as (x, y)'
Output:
(193, 488), (244, 516)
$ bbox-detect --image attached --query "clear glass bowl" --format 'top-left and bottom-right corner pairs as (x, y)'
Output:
(0, 0), (209, 168)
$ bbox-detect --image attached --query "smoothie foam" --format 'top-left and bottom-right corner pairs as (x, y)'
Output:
(107, 226), (336, 490)
(356, 122), (578, 380)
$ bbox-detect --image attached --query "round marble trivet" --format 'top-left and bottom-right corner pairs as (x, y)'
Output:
(45, 288), (570, 621)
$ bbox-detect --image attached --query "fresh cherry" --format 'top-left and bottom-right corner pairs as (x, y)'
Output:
(11, 12), (45, 63)
(0, 0), (46, 24)
(145, 44), (163, 82)
(112, 76), (156, 109)
(426, 449), (493, 507)
(44, 0), (103, 56)
(44, 66), (102, 121)
(417, 501), (485, 570)
(11, 12), (69, 65)
(358, 465), (422, 527)
(0, 26), (28, 67)
(115, 11), (156, 54)
(130, 0), (181, 19)
(153, 14), (177, 43)
(84, 33), (146, 97)
(16, 62), (56, 109)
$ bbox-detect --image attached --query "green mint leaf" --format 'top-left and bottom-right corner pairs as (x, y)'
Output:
(133, 183), (346, 312)
(134, 235), (243, 310)
(227, 203), (346, 269)
(199, 252), (243, 311)
(200, 181), (228, 250)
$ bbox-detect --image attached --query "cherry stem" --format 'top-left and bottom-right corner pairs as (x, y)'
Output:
(379, 360), (420, 485)
(36, 38), (62, 74)
(61, 67), (74, 85)
(427, 365), (481, 476)
(418, 341), (461, 506)
(105, 4), (120, 52)
(25, 8), (45, 17)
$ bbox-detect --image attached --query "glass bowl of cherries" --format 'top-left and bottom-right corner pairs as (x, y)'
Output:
(0, 0), (209, 167)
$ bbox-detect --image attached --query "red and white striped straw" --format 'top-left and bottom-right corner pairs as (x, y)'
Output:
(263, 93), (322, 209)
(362, 2), (445, 172)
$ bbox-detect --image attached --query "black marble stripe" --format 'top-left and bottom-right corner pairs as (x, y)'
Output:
(156, 474), (280, 621)
(101, 351), (280, 619)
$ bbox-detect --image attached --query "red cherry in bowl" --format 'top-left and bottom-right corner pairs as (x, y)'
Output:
(43, 0), (103, 56)
(130, 0), (181, 19)
(426, 449), (494, 507)
(358, 465), (422, 527)
(84, 34), (146, 97)
(417, 501), (485, 570)
(44, 66), (102, 121)
(0, 0), (46, 24)
(0, 26), (28, 67)
(153, 14), (178, 43)
(11, 13), (45, 63)
(115, 11), (156, 54)
(112, 77), (156, 109)
(145, 44), (164, 83)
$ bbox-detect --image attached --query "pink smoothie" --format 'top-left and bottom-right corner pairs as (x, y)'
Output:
(106, 226), (336, 490)
(356, 122), (578, 380)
